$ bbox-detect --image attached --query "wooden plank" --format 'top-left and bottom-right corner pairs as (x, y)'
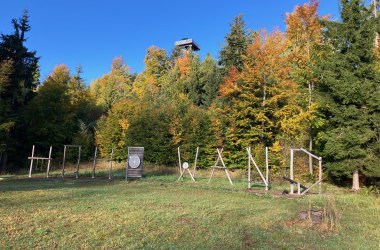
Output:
(282, 176), (308, 191)
(299, 148), (321, 161)
(28, 157), (52, 160)
(301, 180), (322, 195)
(211, 166), (226, 169)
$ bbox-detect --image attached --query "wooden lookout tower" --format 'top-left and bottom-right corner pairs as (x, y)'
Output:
(175, 38), (200, 52)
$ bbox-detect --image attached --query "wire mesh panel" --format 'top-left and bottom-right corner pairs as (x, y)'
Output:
(126, 147), (144, 179)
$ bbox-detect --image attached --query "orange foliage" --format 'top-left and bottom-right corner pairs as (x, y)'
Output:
(242, 30), (296, 103)
(176, 54), (191, 79)
(219, 66), (240, 98)
(285, 0), (326, 67)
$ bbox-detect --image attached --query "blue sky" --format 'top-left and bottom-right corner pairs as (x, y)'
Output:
(1, 0), (343, 84)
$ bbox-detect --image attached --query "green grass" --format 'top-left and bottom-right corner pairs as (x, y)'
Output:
(0, 166), (379, 249)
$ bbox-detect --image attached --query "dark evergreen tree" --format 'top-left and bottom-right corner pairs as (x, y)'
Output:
(316, 0), (380, 190)
(219, 15), (250, 73)
(199, 54), (222, 107)
(0, 10), (39, 171)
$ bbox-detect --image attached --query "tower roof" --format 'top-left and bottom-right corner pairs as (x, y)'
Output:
(175, 38), (200, 51)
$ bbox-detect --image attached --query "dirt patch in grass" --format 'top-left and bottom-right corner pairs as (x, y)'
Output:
(176, 217), (197, 228)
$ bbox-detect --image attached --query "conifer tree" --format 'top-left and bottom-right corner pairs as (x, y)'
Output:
(0, 10), (39, 170)
(316, 0), (380, 190)
(199, 54), (222, 107)
(219, 15), (250, 73)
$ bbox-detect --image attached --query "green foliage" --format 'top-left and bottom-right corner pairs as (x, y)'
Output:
(24, 65), (99, 158)
(90, 57), (133, 111)
(0, 60), (14, 147)
(198, 54), (222, 107)
(72, 120), (95, 160)
(0, 10), (40, 170)
(316, 0), (380, 183)
(219, 15), (251, 73)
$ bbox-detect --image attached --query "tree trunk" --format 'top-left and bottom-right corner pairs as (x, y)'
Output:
(0, 152), (7, 174)
(352, 169), (360, 191)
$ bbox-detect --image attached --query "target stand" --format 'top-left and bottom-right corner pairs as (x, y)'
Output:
(208, 148), (233, 185)
(177, 147), (198, 182)
(126, 147), (144, 180)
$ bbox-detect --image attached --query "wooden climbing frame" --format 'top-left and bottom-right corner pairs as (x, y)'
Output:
(28, 145), (53, 178)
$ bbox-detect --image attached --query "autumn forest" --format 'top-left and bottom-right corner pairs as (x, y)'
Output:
(1, 0), (379, 190)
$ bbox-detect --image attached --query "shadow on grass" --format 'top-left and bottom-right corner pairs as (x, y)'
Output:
(0, 164), (179, 193)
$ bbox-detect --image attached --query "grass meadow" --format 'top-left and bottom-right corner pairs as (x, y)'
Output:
(1, 163), (379, 249)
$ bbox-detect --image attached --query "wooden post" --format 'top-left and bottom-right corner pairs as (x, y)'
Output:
(309, 135), (313, 175)
(225, 169), (233, 185)
(290, 148), (294, 194)
(28, 145), (35, 178)
(177, 147), (182, 175)
(92, 147), (97, 179)
(46, 146), (52, 178)
(319, 157), (322, 194)
(109, 148), (114, 180)
(192, 147), (199, 177)
(297, 183), (301, 195)
(75, 146), (81, 179)
(208, 168), (215, 183)
(61, 145), (66, 178)
(265, 147), (269, 184)
(248, 147), (251, 189)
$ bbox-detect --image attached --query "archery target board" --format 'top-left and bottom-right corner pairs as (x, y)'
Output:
(126, 147), (144, 179)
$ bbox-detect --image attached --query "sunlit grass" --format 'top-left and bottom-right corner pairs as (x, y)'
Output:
(1, 164), (379, 249)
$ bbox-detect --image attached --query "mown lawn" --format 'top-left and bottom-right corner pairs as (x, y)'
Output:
(0, 166), (379, 249)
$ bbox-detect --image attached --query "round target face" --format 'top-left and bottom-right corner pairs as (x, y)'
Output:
(182, 162), (189, 169)
(129, 155), (141, 169)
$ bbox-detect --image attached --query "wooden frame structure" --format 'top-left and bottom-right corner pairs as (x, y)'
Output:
(285, 148), (323, 195)
(92, 147), (115, 179)
(28, 145), (53, 178)
(247, 147), (269, 190)
(177, 147), (198, 182)
(61, 145), (81, 178)
(208, 148), (233, 185)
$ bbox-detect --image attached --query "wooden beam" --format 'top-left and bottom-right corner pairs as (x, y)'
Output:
(28, 145), (35, 178)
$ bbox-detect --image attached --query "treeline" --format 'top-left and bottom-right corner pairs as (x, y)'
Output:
(0, 0), (379, 189)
